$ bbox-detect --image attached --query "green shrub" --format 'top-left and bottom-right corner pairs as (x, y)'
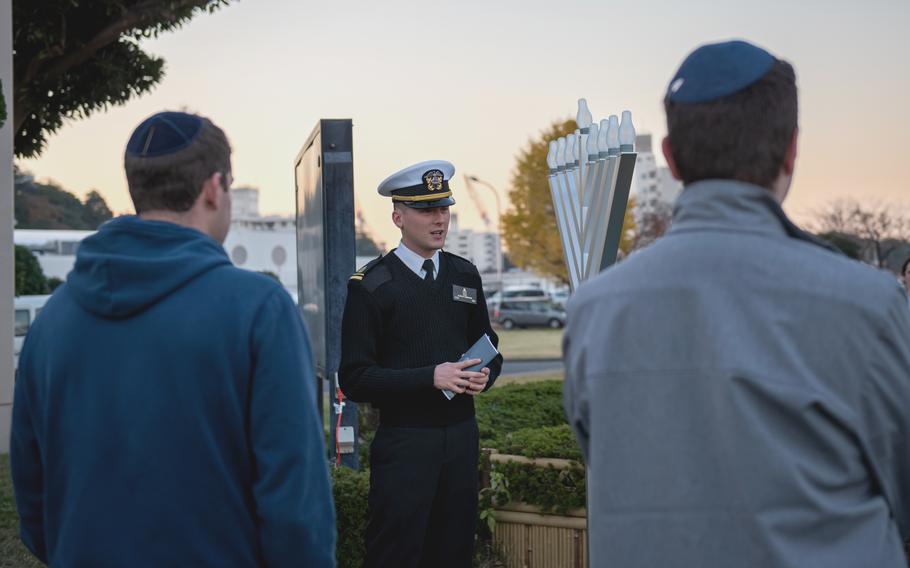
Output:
(493, 461), (585, 515)
(475, 380), (567, 448)
(331, 466), (369, 568)
(358, 429), (375, 467)
(474, 381), (586, 515)
(498, 424), (582, 461)
(332, 378), (581, 562)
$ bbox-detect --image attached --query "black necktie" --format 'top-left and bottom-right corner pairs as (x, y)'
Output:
(422, 259), (435, 282)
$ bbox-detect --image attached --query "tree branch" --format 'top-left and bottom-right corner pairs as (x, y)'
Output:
(13, 0), (215, 134)
(23, 0), (211, 86)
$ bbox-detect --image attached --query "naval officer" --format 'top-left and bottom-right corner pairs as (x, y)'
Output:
(340, 160), (503, 568)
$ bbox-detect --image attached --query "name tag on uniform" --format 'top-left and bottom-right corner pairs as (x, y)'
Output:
(452, 285), (477, 304)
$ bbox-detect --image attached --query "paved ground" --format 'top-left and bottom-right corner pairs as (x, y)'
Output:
(500, 358), (564, 376)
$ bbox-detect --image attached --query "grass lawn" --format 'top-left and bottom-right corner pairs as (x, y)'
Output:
(495, 328), (563, 360)
(0, 456), (43, 568)
(495, 371), (563, 387)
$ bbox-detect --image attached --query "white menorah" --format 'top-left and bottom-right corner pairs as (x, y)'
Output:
(546, 99), (637, 290)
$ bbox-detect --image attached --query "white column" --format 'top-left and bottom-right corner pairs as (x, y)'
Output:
(0, 0), (14, 452)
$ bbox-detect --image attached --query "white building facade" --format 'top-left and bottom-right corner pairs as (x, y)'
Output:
(445, 213), (501, 274)
(15, 187), (518, 302)
(222, 215), (297, 297)
(14, 187), (301, 298)
(631, 134), (683, 218)
(15, 229), (95, 282)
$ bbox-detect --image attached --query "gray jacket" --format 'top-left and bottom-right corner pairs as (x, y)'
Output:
(563, 180), (910, 568)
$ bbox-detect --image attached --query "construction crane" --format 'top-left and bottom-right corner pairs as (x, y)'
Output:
(355, 208), (385, 254)
(462, 174), (492, 229)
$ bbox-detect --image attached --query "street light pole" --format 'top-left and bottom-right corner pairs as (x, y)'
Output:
(466, 175), (503, 295)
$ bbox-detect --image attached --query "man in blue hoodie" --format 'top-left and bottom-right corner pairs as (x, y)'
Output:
(11, 111), (336, 567)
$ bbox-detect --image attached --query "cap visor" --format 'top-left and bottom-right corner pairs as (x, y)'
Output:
(402, 197), (456, 209)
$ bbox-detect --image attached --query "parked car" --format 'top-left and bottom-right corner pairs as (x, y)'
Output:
(493, 299), (566, 329)
(14, 294), (51, 368)
(487, 287), (550, 314)
(550, 289), (570, 310)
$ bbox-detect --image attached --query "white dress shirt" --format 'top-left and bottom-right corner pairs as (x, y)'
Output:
(394, 241), (440, 281)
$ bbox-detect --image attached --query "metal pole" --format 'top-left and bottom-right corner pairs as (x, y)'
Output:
(554, 172), (582, 289)
(599, 152), (637, 270)
(0, 0), (14, 452)
(587, 153), (620, 277)
(548, 174), (579, 291)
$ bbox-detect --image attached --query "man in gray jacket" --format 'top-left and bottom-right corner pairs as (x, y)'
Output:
(563, 40), (910, 567)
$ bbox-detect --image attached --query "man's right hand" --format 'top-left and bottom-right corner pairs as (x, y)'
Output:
(434, 359), (485, 394)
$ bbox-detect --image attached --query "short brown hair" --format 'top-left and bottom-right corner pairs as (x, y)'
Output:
(664, 59), (798, 189)
(124, 117), (231, 213)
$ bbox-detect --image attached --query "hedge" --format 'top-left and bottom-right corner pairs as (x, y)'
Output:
(475, 380), (567, 449)
(493, 460), (585, 515)
(498, 423), (582, 461)
(474, 381), (586, 515)
(331, 466), (369, 568)
(337, 378), (584, 561)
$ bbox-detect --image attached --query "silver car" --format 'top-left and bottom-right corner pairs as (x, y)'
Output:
(493, 299), (566, 329)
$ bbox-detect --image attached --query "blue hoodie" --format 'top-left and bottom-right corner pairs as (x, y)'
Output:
(11, 216), (336, 567)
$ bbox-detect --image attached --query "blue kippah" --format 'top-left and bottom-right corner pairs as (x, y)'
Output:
(125, 111), (204, 157)
(666, 40), (775, 104)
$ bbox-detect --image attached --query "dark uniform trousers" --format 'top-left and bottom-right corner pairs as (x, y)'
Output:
(365, 417), (479, 568)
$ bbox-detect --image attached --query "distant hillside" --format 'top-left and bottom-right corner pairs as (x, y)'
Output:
(15, 176), (113, 230)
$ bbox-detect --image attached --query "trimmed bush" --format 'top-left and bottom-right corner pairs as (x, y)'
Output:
(494, 461), (585, 515)
(475, 382), (586, 515)
(475, 380), (567, 449)
(499, 424), (582, 461)
(331, 466), (369, 568)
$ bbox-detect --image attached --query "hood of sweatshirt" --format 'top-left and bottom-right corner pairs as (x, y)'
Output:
(66, 216), (231, 318)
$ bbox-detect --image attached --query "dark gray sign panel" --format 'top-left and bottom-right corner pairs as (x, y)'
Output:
(294, 119), (359, 468)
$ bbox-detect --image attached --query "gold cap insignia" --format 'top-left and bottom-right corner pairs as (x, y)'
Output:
(422, 169), (444, 192)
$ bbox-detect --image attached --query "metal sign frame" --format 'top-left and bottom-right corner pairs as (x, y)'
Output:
(294, 119), (359, 469)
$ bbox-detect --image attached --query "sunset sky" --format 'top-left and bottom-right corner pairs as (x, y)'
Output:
(19, 0), (909, 248)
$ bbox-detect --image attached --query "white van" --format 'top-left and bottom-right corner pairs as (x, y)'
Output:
(14, 295), (51, 368)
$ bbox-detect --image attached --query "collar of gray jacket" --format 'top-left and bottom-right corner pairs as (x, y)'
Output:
(669, 180), (839, 253)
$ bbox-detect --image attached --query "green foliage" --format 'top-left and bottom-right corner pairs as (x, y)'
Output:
(47, 277), (64, 292)
(340, 380), (582, 560)
(0, 455), (44, 567)
(478, 469), (511, 532)
(15, 175), (114, 229)
(493, 461), (585, 515)
(358, 428), (375, 468)
(13, 0), (232, 158)
(15, 246), (47, 295)
(476, 380), (586, 515)
(501, 120), (577, 283)
(82, 190), (114, 228)
(331, 466), (369, 568)
(475, 380), (567, 449)
(498, 424), (582, 461)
